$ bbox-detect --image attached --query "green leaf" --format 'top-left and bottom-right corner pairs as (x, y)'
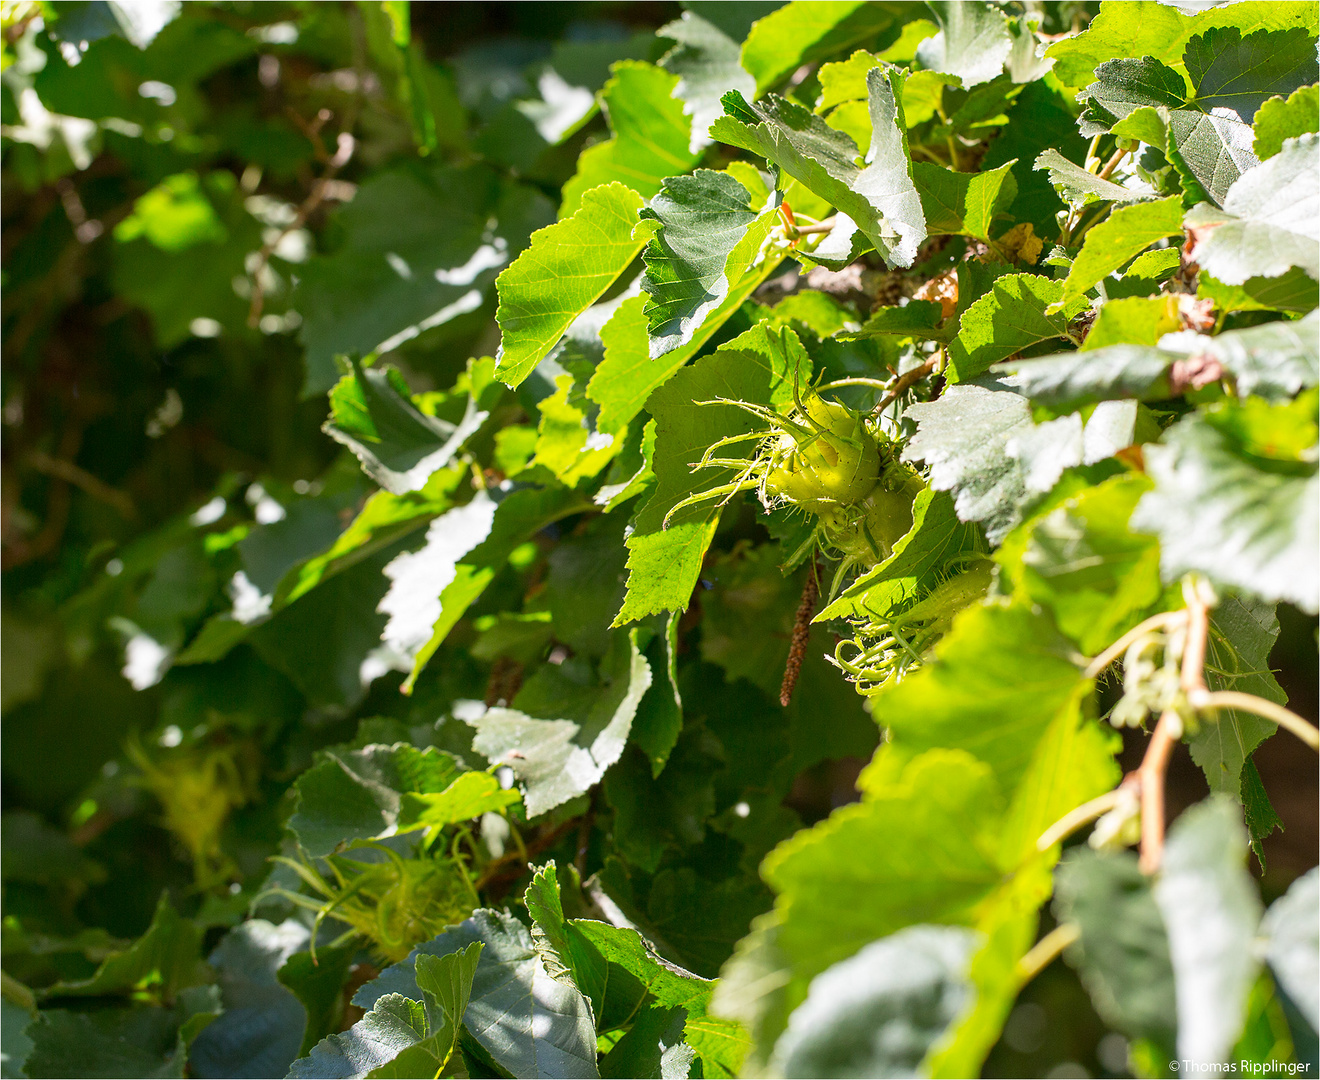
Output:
(399, 772), (520, 842)
(40, 893), (204, 1003)
(493, 183), (646, 388)
(639, 170), (768, 357)
(296, 166), (552, 396)
(1198, 267), (1318, 315)
(1153, 796), (1263, 1066)
(1034, 148), (1154, 209)
(1053, 849), (1178, 1056)
(914, 1), (1013, 89)
(380, 944), (484, 1079)
(525, 860), (755, 1066)
(711, 66), (927, 269)
(542, 512), (631, 657)
(1239, 756), (1283, 868)
(247, 543), (400, 710)
(588, 231), (788, 439)
(26, 999), (215, 1080)
(946, 273), (1085, 383)
(599, 1005), (693, 1079)
(699, 544), (799, 698)
(1253, 84), (1320, 160)
(902, 383), (1034, 544)
(354, 910), (600, 1080)
(279, 940), (358, 1058)
(559, 62), (700, 218)
(768, 925), (980, 1078)
(187, 920), (309, 1079)
(740, 1), (893, 95)
(658, 10), (758, 151)
(1185, 133), (1320, 285)
(530, 376), (622, 488)
(997, 311), (1320, 408)
(325, 360), (488, 495)
(387, 484), (592, 691)
(613, 323), (804, 624)
(1077, 28), (1317, 207)
(1205, 311), (1320, 399)
(1260, 868), (1319, 1030)
(286, 992), (428, 1079)
(1131, 403), (1319, 613)
(1080, 294), (1182, 351)
(999, 473), (1162, 655)
(838, 299), (948, 341)
(816, 487), (983, 624)
(1045, 0), (1318, 91)
(763, 751), (1004, 983)
(468, 630), (652, 817)
(1057, 197), (1185, 312)
(289, 743), (463, 857)
(914, 160), (1016, 242)
(629, 615), (683, 777)
(868, 602), (1098, 804)
(1184, 26), (1318, 127)
(1191, 593), (1286, 798)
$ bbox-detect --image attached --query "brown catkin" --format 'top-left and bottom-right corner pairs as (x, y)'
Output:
(780, 565), (821, 707)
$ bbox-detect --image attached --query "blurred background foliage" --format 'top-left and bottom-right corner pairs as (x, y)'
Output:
(0, 3), (1314, 1078)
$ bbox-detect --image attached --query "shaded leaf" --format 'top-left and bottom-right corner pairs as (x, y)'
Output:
(1191, 593), (1287, 798)
(325, 360), (487, 495)
(770, 925), (979, 1079)
(1260, 868), (1319, 1031)
(288, 743), (463, 857)
(1153, 796), (1263, 1066)
(711, 66), (926, 269)
(188, 920), (308, 1080)
(1132, 403), (1319, 613)
(658, 10), (759, 152)
(354, 910), (600, 1080)
(639, 170), (767, 357)
(296, 166), (551, 396)
(1054, 849), (1178, 1056)
(468, 631), (652, 817)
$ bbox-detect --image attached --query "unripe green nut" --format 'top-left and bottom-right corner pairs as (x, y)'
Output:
(764, 394), (880, 508)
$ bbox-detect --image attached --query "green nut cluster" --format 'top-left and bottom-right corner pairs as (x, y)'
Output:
(763, 393), (923, 568)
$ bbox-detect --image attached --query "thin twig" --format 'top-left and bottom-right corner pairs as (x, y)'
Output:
(1189, 690), (1320, 751)
(792, 217), (838, 238)
(1138, 581), (1210, 874)
(1016, 923), (1079, 985)
(1082, 610), (1186, 680)
(575, 789), (598, 878)
(23, 450), (136, 519)
(873, 356), (939, 414)
(1036, 787), (1125, 851)
(247, 132), (355, 328)
(1137, 710), (1179, 875)
(1097, 147), (1129, 181)
(817, 377), (892, 391)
